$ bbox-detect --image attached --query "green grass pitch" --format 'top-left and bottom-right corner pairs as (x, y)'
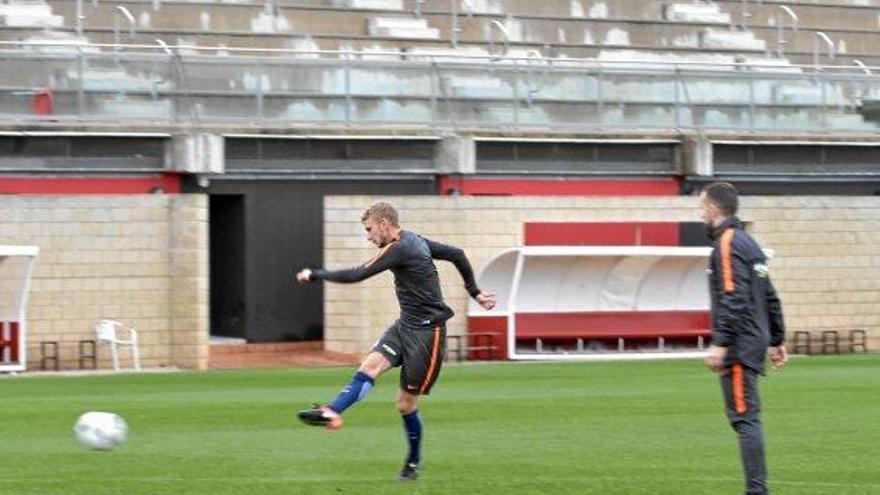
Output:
(1, 355), (878, 495)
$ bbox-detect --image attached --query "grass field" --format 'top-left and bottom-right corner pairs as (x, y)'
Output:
(1, 355), (878, 495)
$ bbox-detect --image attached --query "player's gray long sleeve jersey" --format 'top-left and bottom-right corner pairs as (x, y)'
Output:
(310, 230), (482, 328)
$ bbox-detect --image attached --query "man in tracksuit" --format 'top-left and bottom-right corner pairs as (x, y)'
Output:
(700, 182), (788, 495)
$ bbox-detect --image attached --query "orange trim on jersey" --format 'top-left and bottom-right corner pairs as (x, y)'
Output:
(732, 363), (747, 415)
(420, 326), (441, 394)
(720, 228), (735, 293)
(363, 241), (398, 268)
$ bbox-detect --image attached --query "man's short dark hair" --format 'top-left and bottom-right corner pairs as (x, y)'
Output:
(703, 182), (739, 216)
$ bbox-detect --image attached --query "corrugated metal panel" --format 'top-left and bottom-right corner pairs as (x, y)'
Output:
(0, 137), (165, 172)
(476, 142), (679, 174)
(714, 144), (880, 176)
(225, 138), (437, 174)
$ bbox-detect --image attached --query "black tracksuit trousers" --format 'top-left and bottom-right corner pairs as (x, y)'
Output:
(720, 363), (769, 495)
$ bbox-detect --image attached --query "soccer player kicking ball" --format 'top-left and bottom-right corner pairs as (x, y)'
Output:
(700, 182), (788, 495)
(295, 202), (496, 481)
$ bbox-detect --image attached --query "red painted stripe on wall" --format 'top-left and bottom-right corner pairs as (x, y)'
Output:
(637, 223), (681, 246)
(0, 173), (182, 194)
(438, 176), (680, 196)
(515, 311), (710, 339)
(524, 222), (680, 246)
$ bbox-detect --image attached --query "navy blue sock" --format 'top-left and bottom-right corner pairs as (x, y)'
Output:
(401, 410), (422, 465)
(328, 371), (374, 414)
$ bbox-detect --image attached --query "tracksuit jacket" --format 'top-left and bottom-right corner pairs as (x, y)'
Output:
(708, 216), (786, 374)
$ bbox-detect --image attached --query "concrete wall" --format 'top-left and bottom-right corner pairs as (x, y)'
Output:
(3, 194), (209, 371)
(323, 195), (880, 355)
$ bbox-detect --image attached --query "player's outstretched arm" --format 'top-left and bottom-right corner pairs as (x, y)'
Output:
(296, 244), (401, 285)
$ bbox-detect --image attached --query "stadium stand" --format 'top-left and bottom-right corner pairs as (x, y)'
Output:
(0, 0), (876, 131)
(0, 0), (874, 65)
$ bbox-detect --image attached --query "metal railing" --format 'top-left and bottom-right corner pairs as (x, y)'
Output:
(775, 5), (798, 58)
(813, 31), (836, 70)
(113, 6), (136, 52)
(486, 19), (510, 58)
(1, 41), (879, 133)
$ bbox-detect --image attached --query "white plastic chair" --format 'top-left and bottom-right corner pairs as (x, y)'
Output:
(94, 320), (141, 372)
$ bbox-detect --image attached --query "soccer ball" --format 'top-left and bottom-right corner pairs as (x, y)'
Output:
(73, 412), (128, 450)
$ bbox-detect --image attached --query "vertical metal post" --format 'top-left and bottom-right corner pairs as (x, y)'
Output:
(511, 59), (520, 126)
(596, 62), (604, 127)
(76, 49), (85, 118)
(451, 0), (458, 48)
(113, 13), (120, 53)
(748, 66), (756, 131)
(813, 31), (834, 71)
(673, 67), (681, 129)
(113, 6), (135, 54)
(777, 5), (798, 58)
(76, 0), (83, 36)
(507, 251), (525, 360)
(429, 62), (438, 123)
(168, 53), (178, 124)
(775, 15), (782, 57)
(343, 55), (352, 124)
(256, 60), (264, 124)
(156, 39), (177, 124)
(820, 72), (828, 131)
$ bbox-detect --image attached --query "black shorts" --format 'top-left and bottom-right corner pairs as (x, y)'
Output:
(373, 320), (446, 396)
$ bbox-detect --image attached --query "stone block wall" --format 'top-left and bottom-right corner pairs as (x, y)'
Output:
(1, 195), (209, 370)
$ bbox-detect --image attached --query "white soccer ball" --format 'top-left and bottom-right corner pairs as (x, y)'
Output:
(73, 412), (128, 450)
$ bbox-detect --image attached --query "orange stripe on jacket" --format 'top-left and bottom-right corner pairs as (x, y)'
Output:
(363, 241), (397, 268)
(420, 326), (441, 394)
(720, 228), (735, 293)
(732, 363), (747, 414)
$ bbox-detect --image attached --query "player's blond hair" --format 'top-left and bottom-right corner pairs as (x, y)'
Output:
(362, 202), (399, 227)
